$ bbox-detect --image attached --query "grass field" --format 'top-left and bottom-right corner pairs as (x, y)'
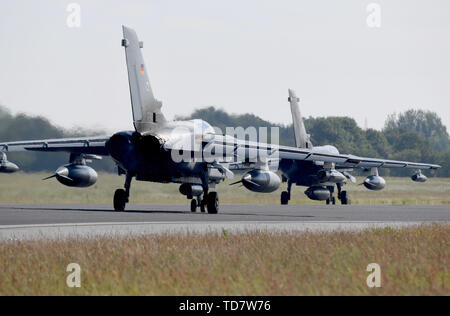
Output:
(0, 172), (449, 205)
(0, 225), (448, 295)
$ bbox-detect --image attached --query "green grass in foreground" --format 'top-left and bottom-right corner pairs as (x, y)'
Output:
(0, 172), (449, 205)
(0, 225), (448, 295)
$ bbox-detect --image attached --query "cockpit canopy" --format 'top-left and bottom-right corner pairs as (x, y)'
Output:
(313, 145), (340, 155)
(191, 119), (216, 134)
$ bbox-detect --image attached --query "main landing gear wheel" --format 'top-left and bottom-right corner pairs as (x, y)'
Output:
(281, 191), (289, 205)
(114, 173), (132, 212)
(114, 189), (127, 211)
(190, 199), (198, 212)
(200, 200), (206, 213)
(206, 192), (219, 214)
(341, 191), (351, 205)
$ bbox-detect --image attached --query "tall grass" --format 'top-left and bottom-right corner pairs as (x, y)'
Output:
(0, 225), (448, 295)
(0, 173), (449, 205)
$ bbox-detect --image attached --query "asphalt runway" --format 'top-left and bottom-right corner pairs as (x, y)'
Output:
(0, 204), (448, 240)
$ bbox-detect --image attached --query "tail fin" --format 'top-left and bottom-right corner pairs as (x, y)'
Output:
(122, 26), (166, 134)
(288, 89), (313, 149)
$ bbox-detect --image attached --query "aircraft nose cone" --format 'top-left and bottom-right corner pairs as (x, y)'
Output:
(56, 167), (69, 177)
(242, 174), (252, 182)
(10, 162), (19, 172)
(0, 161), (20, 173)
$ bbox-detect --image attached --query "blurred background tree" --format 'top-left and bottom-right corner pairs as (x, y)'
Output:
(0, 105), (115, 173)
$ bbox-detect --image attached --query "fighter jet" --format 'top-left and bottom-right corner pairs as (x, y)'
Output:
(276, 89), (438, 205)
(0, 27), (440, 213)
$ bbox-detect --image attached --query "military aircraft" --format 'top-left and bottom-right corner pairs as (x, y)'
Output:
(0, 26), (440, 213)
(275, 89), (437, 205)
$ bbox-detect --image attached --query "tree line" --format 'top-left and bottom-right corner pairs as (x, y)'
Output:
(0, 106), (115, 173)
(1, 105), (449, 177)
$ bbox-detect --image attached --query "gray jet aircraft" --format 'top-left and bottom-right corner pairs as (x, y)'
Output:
(0, 27), (441, 213)
(274, 89), (436, 205)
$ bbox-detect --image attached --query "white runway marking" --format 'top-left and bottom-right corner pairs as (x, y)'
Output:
(0, 220), (446, 241)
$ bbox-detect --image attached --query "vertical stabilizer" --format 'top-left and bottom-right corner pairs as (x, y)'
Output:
(288, 89), (313, 148)
(122, 26), (166, 134)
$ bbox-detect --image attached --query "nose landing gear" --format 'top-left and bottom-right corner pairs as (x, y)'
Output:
(190, 172), (219, 214)
(190, 192), (219, 214)
(337, 183), (351, 205)
(190, 199), (198, 212)
(326, 196), (336, 205)
(281, 181), (292, 205)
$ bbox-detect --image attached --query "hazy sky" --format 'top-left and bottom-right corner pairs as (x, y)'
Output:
(0, 0), (449, 133)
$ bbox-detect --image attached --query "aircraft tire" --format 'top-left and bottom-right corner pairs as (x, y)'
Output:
(200, 200), (206, 213)
(206, 192), (219, 214)
(114, 189), (127, 211)
(281, 191), (289, 205)
(190, 199), (197, 212)
(341, 191), (351, 205)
